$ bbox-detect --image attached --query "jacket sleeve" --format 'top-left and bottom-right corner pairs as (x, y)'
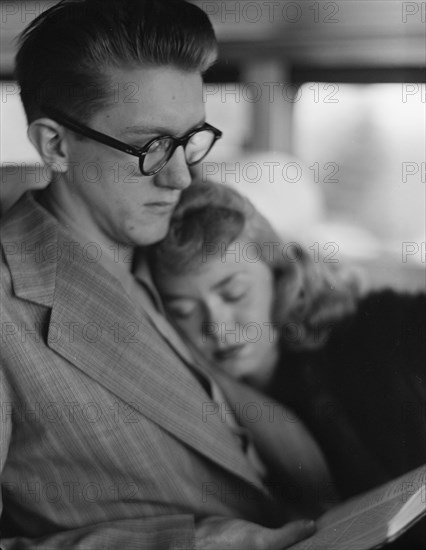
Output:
(0, 516), (195, 550)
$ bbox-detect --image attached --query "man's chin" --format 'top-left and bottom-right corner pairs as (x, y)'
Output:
(128, 221), (171, 247)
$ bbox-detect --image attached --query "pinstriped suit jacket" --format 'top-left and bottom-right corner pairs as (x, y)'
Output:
(0, 192), (284, 549)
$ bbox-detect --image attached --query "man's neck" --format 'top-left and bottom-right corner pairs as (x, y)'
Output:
(38, 185), (135, 277)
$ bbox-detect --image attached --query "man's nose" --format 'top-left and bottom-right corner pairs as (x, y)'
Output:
(153, 147), (192, 190)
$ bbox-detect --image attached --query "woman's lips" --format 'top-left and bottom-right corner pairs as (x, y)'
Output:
(214, 343), (247, 362)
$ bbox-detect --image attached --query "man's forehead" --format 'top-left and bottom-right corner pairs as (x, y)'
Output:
(101, 65), (205, 134)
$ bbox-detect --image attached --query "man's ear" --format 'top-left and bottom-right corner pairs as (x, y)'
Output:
(27, 118), (70, 173)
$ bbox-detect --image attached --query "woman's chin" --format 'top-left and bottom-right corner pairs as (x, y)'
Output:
(217, 359), (259, 382)
(215, 355), (276, 390)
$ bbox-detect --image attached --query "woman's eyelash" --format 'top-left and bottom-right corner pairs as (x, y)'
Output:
(224, 290), (247, 302)
(174, 310), (194, 318)
(167, 304), (196, 318)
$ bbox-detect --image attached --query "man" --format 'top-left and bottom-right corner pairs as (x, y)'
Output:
(0, 0), (319, 548)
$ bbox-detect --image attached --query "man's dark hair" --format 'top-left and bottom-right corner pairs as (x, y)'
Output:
(15, 0), (217, 123)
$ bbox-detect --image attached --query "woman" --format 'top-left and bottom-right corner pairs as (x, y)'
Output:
(149, 180), (426, 501)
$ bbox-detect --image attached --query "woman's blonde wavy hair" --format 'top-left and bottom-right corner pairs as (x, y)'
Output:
(150, 180), (361, 350)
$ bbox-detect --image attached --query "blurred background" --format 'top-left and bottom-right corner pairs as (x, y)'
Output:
(1, 0), (425, 291)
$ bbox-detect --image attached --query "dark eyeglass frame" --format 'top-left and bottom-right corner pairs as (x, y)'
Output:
(41, 105), (223, 176)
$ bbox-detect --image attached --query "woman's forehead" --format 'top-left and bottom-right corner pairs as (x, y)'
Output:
(157, 246), (273, 295)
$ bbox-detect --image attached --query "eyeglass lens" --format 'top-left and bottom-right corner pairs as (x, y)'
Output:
(143, 129), (216, 174)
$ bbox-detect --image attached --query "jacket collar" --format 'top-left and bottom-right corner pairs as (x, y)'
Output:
(1, 191), (58, 308)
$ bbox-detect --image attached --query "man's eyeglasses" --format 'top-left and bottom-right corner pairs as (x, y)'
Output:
(41, 105), (223, 176)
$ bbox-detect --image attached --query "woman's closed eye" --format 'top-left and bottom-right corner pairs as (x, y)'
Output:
(165, 299), (197, 319)
(222, 284), (249, 302)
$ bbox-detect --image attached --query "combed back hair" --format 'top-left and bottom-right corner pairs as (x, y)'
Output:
(150, 181), (362, 350)
(15, 0), (217, 123)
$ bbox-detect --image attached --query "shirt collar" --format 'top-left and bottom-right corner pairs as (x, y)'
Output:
(132, 251), (166, 314)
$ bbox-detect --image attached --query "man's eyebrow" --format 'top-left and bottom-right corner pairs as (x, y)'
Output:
(121, 118), (206, 137)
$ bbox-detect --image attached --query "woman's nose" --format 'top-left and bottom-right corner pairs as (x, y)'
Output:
(204, 301), (238, 344)
(153, 147), (192, 190)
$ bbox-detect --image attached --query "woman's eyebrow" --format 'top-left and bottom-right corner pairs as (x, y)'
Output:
(162, 293), (195, 301)
(211, 273), (241, 291)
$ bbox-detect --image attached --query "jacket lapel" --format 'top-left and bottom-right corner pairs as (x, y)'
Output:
(2, 193), (266, 493)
